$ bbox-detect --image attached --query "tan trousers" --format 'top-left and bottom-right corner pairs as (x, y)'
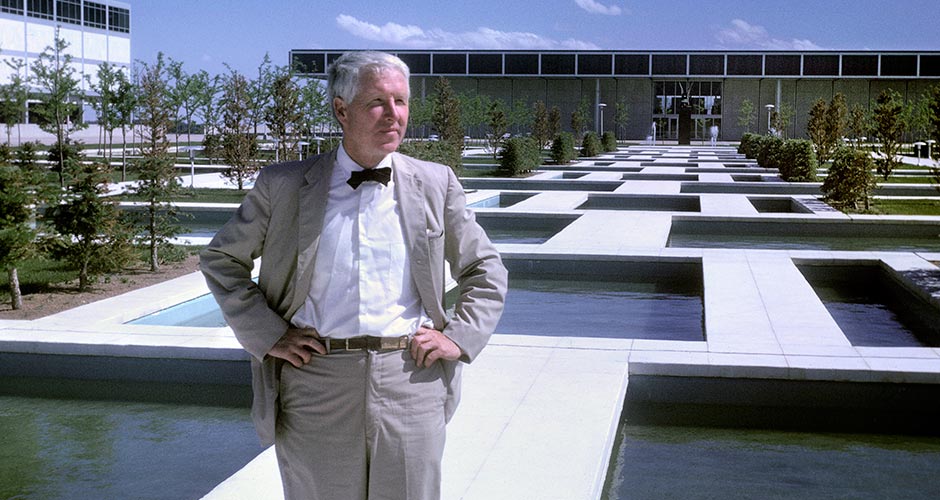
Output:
(275, 350), (448, 500)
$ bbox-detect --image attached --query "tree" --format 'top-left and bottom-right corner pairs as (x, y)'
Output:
(431, 77), (463, 174)
(570, 98), (591, 144)
(508, 99), (531, 135)
(871, 89), (906, 181)
(178, 69), (213, 152)
(772, 102), (795, 139)
(87, 62), (124, 166)
(220, 69), (260, 190)
(0, 155), (47, 309)
(613, 99), (630, 141)
(46, 156), (128, 292)
(531, 101), (551, 151)
(266, 68), (303, 162)
(112, 67), (136, 179)
(548, 106), (562, 141)
(926, 85), (940, 154)
(0, 57), (29, 146)
(822, 146), (876, 211)
(30, 28), (87, 184)
(847, 103), (869, 149)
(738, 98), (756, 134)
(485, 100), (508, 161)
(298, 77), (330, 147)
(459, 91), (489, 139)
(199, 74), (223, 163)
(807, 98), (829, 158)
(133, 53), (185, 272)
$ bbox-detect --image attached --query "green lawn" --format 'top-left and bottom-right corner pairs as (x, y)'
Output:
(868, 198), (940, 216)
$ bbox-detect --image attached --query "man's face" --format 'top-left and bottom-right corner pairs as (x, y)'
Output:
(334, 69), (409, 168)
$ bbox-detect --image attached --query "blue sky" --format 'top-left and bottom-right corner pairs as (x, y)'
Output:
(132, 0), (940, 76)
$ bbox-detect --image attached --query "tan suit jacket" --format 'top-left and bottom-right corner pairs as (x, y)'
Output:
(200, 150), (508, 445)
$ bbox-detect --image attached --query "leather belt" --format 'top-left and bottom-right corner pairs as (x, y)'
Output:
(323, 335), (410, 354)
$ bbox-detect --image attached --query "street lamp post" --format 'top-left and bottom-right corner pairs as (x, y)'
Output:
(598, 103), (606, 136)
(765, 104), (775, 135)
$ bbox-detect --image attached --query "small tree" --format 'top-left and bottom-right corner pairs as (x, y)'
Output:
(571, 98), (591, 145)
(298, 76), (330, 148)
(847, 103), (869, 149)
(220, 69), (260, 190)
(550, 132), (577, 164)
(485, 101), (508, 161)
(822, 146), (876, 211)
(772, 102), (795, 139)
(0, 155), (48, 309)
(807, 98), (829, 159)
(133, 53), (185, 272)
(779, 139), (818, 182)
(46, 158), (128, 292)
(613, 99), (630, 141)
(266, 69), (303, 163)
(431, 77), (463, 175)
(738, 98), (756, 134)
(30, 28), (87, 184)
(0, 58), (29, 146)
(601, 131), (617, 152)
(531, 101), (552, 152)
(88, 62), (124, 166)
(872, 89), (906, 181)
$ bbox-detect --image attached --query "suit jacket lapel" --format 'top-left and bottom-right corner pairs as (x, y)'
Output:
(288, 152), (335, 318)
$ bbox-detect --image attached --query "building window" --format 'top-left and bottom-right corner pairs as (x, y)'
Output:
(1, 0), (24, 15)
(56, 0), (81, 25)
(396, 53), (430, 74)
(108, 5), (129, 33)
(27, 0), (53, 19)
(652, 55), (687, 76)
(653, 80), (722, 140)
(84, 1), (106, 29)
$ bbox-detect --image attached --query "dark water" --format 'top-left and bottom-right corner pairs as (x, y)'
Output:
(800, 265), (940, 347)
(668, 233), (940, 252)
(497, 278), (703, 340)
(603, 423), (940, 500)
(0, 396), (261, 500)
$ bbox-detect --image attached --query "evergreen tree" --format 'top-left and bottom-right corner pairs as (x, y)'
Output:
(613, 99), (630, 141)
(133, 53), (185, 272)
(431, 77), (463, 174)
(0, 153), (48, 309)
(738, 98), (756, 135)
(822, 147), (876, 211)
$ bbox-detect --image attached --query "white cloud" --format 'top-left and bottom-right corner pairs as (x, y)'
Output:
(716, 18), (823, 50)
(574, 0), (623, 16)
(336, 14), (599, 50)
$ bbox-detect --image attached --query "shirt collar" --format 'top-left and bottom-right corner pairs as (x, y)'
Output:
(337, 144), (393, 175)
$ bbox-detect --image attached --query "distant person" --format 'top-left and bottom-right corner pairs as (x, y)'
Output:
(200, 51), (508, 500)
(709, 125), (719, 146)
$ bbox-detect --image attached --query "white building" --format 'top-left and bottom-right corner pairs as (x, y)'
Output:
(0, 0), (131, 130)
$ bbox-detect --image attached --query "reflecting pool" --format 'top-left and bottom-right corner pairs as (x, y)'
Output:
(603, 423), (940, 500)
(0, 394), (260, 500)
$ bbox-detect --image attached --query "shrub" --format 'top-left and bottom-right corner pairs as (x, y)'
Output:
(399, 140), (463, 176)
(755, 135), (784, 170)
(550, 132), (577, 165)
(601, 131), (618, 152)
(499, 137), (540, 176)
(779, 139), (818, 182)
(738, 133), (756, 157)
(580, 132), (601, 157)
(822, 147), (875, 210)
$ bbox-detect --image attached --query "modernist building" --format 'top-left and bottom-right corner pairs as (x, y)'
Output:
(291, 49), (940, 142)
(0, 0), (131, 124)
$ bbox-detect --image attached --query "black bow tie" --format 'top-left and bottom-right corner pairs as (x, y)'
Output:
(347, 167), (392, 189)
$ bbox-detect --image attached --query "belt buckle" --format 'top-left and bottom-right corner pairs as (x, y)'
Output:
(345, 338), (364, 352)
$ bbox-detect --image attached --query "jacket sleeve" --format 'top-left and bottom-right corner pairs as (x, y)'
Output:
(199, 169), (290, 362)
(440, 167), (509, 363)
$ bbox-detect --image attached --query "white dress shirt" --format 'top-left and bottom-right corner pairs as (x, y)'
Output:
(290, 145), (430, 338)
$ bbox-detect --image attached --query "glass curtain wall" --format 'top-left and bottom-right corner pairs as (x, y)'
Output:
(653, 81), (722, 142)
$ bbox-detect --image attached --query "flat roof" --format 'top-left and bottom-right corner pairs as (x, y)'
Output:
(291, 49), (940, 79)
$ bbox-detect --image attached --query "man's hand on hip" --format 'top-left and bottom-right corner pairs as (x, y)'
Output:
(411, 326), (461, 368)
(268, 328), (326, 368)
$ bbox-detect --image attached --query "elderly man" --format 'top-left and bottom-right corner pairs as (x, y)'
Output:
(200, 51), (507, 500)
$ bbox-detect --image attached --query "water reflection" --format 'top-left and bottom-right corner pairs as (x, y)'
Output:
(0, 396), (260, 500)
